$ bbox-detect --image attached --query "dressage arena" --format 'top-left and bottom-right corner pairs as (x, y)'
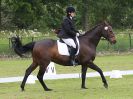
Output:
(0, 55), (133, 99)
(0, 31), (133, 99)
(1, 1), (133, 98)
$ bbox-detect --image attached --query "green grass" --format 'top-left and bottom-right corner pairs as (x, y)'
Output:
(94, 54), (133, 71)
(0, 76), (133, 99)
(0, 36), (57, 55)
(0, 55), (133, 99)
(0, 32), (133, 54)
(0, 54), (133, 77)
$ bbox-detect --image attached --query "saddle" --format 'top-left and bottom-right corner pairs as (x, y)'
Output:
(57, 38), (80, 56)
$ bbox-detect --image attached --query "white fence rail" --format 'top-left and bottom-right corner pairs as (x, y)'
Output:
(0, 70), (133, 83)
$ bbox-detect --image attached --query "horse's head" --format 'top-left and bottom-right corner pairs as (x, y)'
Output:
(101, 21), (116, 44)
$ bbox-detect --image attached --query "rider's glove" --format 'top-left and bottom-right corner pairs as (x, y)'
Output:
(76, 33), (80, 37)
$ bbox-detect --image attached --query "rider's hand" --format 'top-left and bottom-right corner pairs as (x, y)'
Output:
(76, 33), (80, 37)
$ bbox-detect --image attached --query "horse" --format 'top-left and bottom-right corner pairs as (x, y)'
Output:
(11, 21), (116, 91)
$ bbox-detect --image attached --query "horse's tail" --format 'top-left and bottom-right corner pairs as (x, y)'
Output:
(11, 36), (35, 57)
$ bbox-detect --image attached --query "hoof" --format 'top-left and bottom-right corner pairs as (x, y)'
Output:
(104, 83), (108, 89)
(20, 86), (25, 92)
(45, 88), (53, 91)
(81, 86), (88, 89)
(21, 88), (25, 92)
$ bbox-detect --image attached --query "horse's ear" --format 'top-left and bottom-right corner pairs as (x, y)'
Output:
(98, 20), (108, 25)
(103, 20), (108, 25)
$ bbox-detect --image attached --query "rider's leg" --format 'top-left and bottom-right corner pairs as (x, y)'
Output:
(69, 46), (77, 65)
(62, 38), (76, 48)
(62, 38), (78, 66)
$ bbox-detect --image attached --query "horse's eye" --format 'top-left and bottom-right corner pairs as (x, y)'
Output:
(108, 29), (112, 32)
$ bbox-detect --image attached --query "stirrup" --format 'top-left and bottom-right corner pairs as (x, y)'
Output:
(71, 60), (78, 66)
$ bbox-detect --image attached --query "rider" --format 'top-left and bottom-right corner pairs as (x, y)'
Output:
(57, 6), (80, 66)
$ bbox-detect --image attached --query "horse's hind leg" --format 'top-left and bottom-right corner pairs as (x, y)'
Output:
(21, 62), (38, 91)
(88, 62), (108, 89)
(37, 62), (52, 91)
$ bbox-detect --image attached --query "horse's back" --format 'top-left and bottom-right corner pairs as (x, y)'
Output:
(32, 39), (57, 58)
(33, 39), (55, 49)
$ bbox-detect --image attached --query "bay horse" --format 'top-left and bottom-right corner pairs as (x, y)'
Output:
(11, 21), (116, 91)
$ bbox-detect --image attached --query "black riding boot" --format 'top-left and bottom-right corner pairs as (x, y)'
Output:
(69, 47), (78, 66)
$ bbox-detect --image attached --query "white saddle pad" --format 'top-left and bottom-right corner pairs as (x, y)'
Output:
(57, 38), (80, 56)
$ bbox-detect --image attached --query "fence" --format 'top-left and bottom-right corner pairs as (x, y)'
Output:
(0, 33), (133, 56)
(97, 33), (133, 51)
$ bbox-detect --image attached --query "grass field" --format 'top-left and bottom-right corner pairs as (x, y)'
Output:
(0, 55), (133, 99)
(0, 76), (133, 99)
(0, 32), (133, 55)
(0, 54), (133, 77)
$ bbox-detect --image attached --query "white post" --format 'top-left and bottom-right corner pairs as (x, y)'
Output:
(45, 62), (56, 75)
(110, 70), (122, 78)
(26, 75), (36, 84)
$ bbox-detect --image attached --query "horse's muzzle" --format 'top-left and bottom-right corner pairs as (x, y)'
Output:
(109, 37), (116, 44)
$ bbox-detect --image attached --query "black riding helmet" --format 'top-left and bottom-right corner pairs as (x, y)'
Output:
(66, 6), (75, 13)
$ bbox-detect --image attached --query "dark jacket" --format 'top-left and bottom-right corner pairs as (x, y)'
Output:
(57, 16), (78, 38)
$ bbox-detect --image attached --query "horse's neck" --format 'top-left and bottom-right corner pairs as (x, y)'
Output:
(82, 26), (102, 47)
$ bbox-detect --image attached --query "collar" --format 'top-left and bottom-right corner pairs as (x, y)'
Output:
(70, 16), (73, 20)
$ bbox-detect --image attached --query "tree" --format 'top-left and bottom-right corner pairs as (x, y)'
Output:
(81, 0), (89, 31)
(0, 0), (1, 30)
(1, 0), (133, 31)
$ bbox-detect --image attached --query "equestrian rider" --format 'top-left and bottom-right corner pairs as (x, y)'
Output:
(57, 6), (80, 66)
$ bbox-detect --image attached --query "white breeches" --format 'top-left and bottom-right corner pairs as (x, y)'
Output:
(62, 37), (78, 48)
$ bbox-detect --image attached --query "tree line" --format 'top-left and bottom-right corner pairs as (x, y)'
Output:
(0, 0), (133, 32)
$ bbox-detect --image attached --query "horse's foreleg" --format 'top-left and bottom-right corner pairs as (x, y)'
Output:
(37, 65), (52, 91)
(88, 62), (108, 89)
(21, 63), (38, 91)
(81, 65), (88, 89)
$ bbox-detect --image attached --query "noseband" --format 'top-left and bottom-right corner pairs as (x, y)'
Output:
(103, 26), (115, 41)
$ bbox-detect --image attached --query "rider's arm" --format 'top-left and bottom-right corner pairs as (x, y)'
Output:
(63, 19), (76, 37)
